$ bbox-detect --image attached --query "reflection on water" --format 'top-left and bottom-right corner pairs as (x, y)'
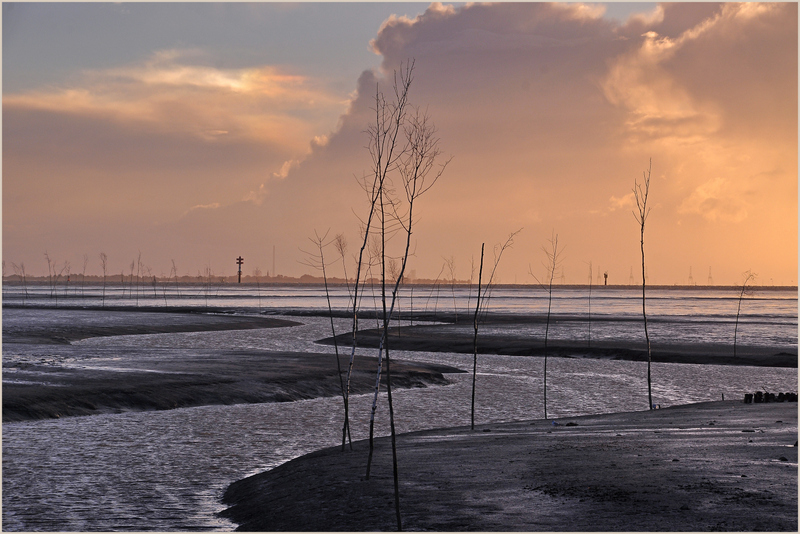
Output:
(2, 292), (797, 531)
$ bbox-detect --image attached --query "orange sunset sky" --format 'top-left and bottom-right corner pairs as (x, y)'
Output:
(3, 2), (797, 285)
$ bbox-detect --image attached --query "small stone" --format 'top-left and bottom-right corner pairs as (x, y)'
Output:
(672, 459), (680, 462)
(779, 456), (788, 462)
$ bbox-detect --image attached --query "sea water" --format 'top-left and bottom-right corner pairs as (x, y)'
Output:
(2, 285), (797, 531)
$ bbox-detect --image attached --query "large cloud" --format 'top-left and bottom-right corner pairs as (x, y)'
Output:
(4, 3), (796, 285)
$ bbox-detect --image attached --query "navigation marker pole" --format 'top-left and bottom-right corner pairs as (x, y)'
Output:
(236, 256), (244, 283)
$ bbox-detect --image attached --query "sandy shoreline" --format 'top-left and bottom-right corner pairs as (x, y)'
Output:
(220, 401), (798, 531)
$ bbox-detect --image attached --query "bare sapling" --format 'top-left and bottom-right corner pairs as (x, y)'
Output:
(471, 230), (521, 429)
(445, 255), (458, 322)
(44, 252), (55, 299)
(11, 262), (28, 305)
(300, 229), (353, 450)
(100, 253), (108, 308)
(128, 261), (135, 300)
(471, 244), (485, 431)
(203, 265), (213, 309)
(364, 102), (448, 534)
(334, 233), (352, 309)
(63, 261), (71, 298)
(368, 235), (383, 329)
(145, 266), (157, 299)
(81, 254), (89, 302)
(633, 158), (654, 410)
(423, 262), (446, 318)
(136, 252), (142, 306)
(734, 270), (756, 359)
(56, 261), (68, 306)
(587, 261), (593, 348)
(253, 267), (263, 313)
(171, 260), (181, 299)
(341, 61), (414, 454)
(161, 269), (169, 307)
(529, 231), (563, 420)
(467, 256), (476, 321)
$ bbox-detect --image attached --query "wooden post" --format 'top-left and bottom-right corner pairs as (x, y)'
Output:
(236, 256), (244, 283)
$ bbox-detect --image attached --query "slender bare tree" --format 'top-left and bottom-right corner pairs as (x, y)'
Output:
(342, 61), (414, 455)
(334, 233), (352, 307)
(128, 261), (136, 300)
(471, 244), (485, 431)
(63, 261), (71, 298)
(100, 253), (108, 308)
(587, 261), (593, 348)
(44, 252), (54, 299)
(11, 262), (28, 305)
(253, 266), (263, 313)
(81, 254), (89, 301)
(445, 255), (458, 322)
(136, 251), (142, 306)
(167, 260), (179, 300)
(471, 230), (521, 429)
(423, 262), (446, 318)
(300, 230), (353, 450)
(529, 231), (564, 420)
(633, 158), (654, 410)
(364, 102), (448, 533)
(734, 270), (756, 359)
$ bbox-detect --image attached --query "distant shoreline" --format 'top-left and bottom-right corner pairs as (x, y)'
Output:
(2, 279), (797, 290)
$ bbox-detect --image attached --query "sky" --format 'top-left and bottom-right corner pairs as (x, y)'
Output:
(3, 2), (797, 286)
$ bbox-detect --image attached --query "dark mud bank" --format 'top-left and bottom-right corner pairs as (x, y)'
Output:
(3, 351), (464, 422)
(321, 325), (798, 367)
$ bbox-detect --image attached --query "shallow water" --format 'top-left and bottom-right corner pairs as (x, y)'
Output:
(2, 286), (797, 531)
(5, 283), (796, 349)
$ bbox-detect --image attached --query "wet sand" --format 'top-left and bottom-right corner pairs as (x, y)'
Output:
(220, 401), (798, 531)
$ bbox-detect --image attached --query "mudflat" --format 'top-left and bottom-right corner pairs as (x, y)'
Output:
(2, 308), (462, 421)
(323, 321), (798, 368)
(2, 350), (462, 422)
(220, 401), (798, 531)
